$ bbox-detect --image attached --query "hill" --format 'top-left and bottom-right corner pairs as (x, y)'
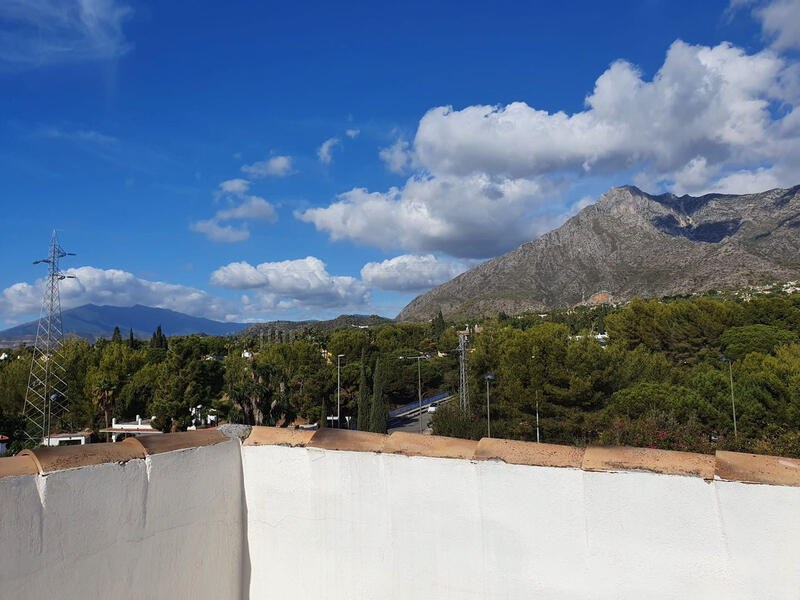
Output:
(398, 185), (800, 321)
(0, 304), (249, 345)
(236, 314), (391, 338)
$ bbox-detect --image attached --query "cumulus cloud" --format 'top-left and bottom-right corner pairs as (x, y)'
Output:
(379, 138), (412, 173)
(743, 0), (800, 50)
(360, 254), (469, 292)
(210, 256), (369, 310)
(299, 38), (800, 258)
(241, 155), (293, 178)
(0, 0), (133, 68)
(317, 137), (340, 164)
(414, 41), (793, 181)
(0, 266), (237, 322)
(191, 180), (278, 243)
(346, 129), (360, 138)
(298, 173), (562, 258)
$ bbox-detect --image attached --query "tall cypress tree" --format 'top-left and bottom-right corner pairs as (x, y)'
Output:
(369, 356), (387, 434)
(111, 326), (122, 344)
(432, 310), (446, 339)
(319, 393), (328, 428)
(357, 350), (370, 431)
(128, 328), (135, 348)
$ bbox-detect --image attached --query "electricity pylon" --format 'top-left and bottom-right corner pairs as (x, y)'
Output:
(458, 331), (469, 411)
(23, 231), (76, 444)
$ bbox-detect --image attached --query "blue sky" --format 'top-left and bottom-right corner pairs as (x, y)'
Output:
(1, 0), (799, 327)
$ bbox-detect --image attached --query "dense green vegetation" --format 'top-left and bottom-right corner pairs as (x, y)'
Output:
(2, 293), (800, 458)
(434, 295), (800, 457)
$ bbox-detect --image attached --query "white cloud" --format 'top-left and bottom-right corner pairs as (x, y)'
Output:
(746, 0), (800, 50)
(299, 39), (800, 258)
(298, 173), (565, 258)
(241, 155), (293, 178)
(215, 197), (277, 221)
(191, 181), (278, 243)
(210, 256), (369, 310)
(346, 129), (360, 138)
(218, 178), (251, 194)
(190, 220), (251, 243)
(0, 266), (237, 322)
(34, 126), (118, 145)
(0, 0), (132, 68)
(360, 254), (469, 292)
(317, 137), (340, 164)
(414, 41), (790, 180)
(379, 138), (412, 173)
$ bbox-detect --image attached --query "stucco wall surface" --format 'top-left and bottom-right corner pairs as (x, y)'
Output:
(242, 444), (800, 600)
(0, 439), (245, 600)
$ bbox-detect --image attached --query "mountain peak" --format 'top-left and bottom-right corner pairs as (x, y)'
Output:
(398, 185), (800, 321)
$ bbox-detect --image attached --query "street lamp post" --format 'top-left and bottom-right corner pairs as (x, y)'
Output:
(485, 373), (495, 438)
(337, 354), (344, 429)
(531, 356), (540, 443)
(721, 356), (738, 438)
(399, 355), (427, 434)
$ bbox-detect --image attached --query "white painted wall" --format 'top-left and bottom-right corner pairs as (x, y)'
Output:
(242, 445), (800, 600)
(0, 439), (245, 600)
(3, 441), (800, 599)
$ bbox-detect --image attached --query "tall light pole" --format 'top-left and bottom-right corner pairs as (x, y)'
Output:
(721, 356), (738, 438)
(399, 354), (427, 434)
(337, 354), (344, 429)
(485, 373), (495, 438)
(535, 390), (540, 443)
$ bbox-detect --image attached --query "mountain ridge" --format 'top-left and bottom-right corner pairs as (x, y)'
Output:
(0, 304), (250, 345)
(397, 185), (800, 321)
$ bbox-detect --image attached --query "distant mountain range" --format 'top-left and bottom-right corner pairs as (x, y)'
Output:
(0, 304), (250, 346)
(398, 185), (800, 321)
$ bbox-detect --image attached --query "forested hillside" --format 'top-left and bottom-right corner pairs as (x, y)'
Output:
(2, 291), (800, 458)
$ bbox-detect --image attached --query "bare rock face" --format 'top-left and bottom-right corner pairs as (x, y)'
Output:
(397, 185), (800, 322)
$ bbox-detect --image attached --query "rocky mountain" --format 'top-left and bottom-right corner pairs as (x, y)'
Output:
(398, 185), (800, 322)
(0, 304), (249, 346)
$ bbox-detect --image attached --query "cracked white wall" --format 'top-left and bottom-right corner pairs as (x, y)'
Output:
(0, 439), (245, 600)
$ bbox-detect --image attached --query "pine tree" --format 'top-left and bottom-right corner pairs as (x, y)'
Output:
(369, 356), (387, 434)
(111, 326), (122, 344)
(357, 350), (370, 431)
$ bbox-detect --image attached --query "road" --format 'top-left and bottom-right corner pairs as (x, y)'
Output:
(387, 409), (434, 435)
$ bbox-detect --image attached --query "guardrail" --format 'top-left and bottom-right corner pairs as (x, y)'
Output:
(389, 392), (451, 419)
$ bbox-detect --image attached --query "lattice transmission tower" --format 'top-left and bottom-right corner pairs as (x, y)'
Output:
(23, 231), (76, 444)
(458, 331), (470, 411)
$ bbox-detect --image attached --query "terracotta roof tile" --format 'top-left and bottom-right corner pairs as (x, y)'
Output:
(134, 429), (228, 455)
(475, 438), (584, 468)
(384, 432), (477, 459)
(583, 446), (715, 478)
(21, 442), (145, 474)
(0, 454), (39, 479)
(308, 428), (387, 453)
(716, 450), (800, 487)
(244, 427), (315, 447)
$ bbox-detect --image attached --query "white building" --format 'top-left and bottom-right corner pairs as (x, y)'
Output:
(100, 416), (162, 443)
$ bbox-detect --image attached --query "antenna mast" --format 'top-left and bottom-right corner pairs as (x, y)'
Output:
(23, 231), (76, 445)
